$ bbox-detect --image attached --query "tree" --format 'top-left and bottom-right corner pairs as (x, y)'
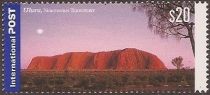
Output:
(133, 2), (195, 55)
(171, 56), (184, 69)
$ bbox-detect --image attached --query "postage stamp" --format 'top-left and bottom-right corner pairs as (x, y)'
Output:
(2, 1), (209, 94)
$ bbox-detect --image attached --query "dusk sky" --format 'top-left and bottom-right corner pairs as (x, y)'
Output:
(21, 4), (194, 69)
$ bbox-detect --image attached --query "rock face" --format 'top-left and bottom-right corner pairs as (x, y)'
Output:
(27, 48), (167, 70)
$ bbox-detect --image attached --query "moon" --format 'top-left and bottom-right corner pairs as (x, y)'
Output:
(36, 29), (44, 35)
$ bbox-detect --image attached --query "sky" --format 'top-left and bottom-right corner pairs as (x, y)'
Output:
(20, 4), (194, 69)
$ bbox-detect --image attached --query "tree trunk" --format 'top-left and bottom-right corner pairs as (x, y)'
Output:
(187, 27), (195, 56)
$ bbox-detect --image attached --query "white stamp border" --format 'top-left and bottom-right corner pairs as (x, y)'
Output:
(195, 2), (208, 92)
(1, 1), (209, 94)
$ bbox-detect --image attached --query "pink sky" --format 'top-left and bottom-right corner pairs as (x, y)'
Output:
(21, 4), (194, 69)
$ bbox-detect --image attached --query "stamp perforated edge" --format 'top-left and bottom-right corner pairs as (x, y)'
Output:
(1, 1), (209, 94)
(207, 0), (210, 93)
(195, 1), (208, 92)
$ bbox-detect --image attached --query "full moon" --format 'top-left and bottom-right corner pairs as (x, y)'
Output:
(36, 29), (44, 34)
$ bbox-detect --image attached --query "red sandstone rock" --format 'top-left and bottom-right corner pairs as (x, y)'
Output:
(27, 48), (167, 70)
(27, 56), (57, 70)
(93, 52), (118, 69)
(66, 52), (94, 70)
(53, 53), (71, 70)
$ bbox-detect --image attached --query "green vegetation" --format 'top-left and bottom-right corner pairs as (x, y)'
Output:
(172, 56), (184, 70)
(21, 69), (194, 91)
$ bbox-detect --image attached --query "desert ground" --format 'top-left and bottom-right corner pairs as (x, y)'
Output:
(21, 69), (194, 91)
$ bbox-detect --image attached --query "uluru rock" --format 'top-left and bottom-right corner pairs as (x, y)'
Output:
(27, 56), (57, 70)
(53, 53), (71, 70)
(66, 52), (94, 70)
(27, 48), (167, 70)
